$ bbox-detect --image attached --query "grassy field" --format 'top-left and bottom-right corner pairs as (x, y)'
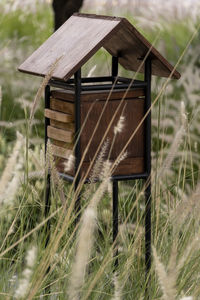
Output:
(0, 1), (200, 299)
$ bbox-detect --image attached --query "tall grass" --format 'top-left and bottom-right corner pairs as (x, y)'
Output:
(0, 1), (200, 299)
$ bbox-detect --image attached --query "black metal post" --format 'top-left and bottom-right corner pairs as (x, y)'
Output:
(44, 85), (51, 298)
(44, 85), (51, 247)
(144, 57), (152, 294)
(112, 56), (118, 82)
(74, 69), (82, 223)
(113, 180), (119, 268)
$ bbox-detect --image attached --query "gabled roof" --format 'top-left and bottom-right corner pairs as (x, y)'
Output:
(18, 13), (180, 80)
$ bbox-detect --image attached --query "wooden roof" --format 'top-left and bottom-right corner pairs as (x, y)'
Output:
(18, 13), (180, 80)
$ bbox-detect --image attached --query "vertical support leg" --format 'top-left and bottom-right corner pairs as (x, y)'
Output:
(44, 85), (51, 296)
(113, 180), (118, 268)
(145, 181), (151, 289)
(144, 57), (152, 297)
(44, 84), (51, 243)
(112, 56), (118, 83)
(74, 69), (82, 224)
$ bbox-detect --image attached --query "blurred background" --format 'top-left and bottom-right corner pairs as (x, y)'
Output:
(0, 1), (200, 297)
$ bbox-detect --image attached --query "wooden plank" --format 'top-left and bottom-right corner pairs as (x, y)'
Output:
(45, 109), (74, 123)
(51, 144), (73, 159)
(50, 119), (74, 131)
(50, 98), (75, 114)
(52, 140), (73, 149)
(80, 98), (145, 162)
(18, 15), (121, 80)
(47, 126), (73, 143)
(55, 156), (144, 176)
(104, 18), (180, 79)
(51, 88), (145, 102)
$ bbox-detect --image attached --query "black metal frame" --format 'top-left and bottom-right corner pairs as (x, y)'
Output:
(44, 55), (152, 295)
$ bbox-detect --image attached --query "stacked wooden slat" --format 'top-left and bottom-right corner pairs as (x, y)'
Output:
(45, 96), (75, 161)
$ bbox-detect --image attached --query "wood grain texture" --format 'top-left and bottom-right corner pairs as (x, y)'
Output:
(50, 88), (145, 177)
(52, 140), (73, 149)
(55, 157), (144, 176)
(80, 98), (145, 162)
(47, 126), (74, 143)
(50, 119), (74, 130)
(18, 13), (180, 80)
(18, 15), (121, 80)
(51, 144), (73, 159)
(50, 97), (75, 114)
(51, 88), (145, 102)
(45, 109), (74, 123)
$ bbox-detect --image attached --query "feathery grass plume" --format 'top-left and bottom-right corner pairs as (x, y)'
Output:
(109, 112), (126, 159)
(171, 182), (200, 229)
(89, 139), (109, 183)
(0, 131), (24, 204)
(2, 156), (23, 205)
(82, 139), (109, 202)
(152, 246), (177, 300)
(176, 232), (200, 273)
(64, 154), (75, 173)
(180, 297), (193, 300)
(29, 55), (63, 124)
(157, 102), (187, 180)
(111, 272), (122, 300)
(68, 207), (97, 300)
(15, 245), (37, 299)
(68, 159), (112, 300)
(114, 115), (125, 135)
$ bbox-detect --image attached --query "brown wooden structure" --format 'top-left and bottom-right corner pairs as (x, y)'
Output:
(18, 13), (180, 292)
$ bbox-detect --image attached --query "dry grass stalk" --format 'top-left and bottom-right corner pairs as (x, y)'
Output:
(29, 55), (63, 124)
(68, 160), (112, 300)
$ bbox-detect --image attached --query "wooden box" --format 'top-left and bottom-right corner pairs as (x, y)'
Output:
(45, 87), (145, 177)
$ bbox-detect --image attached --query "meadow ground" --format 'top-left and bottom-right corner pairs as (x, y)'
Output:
(0, 0), (200, 299)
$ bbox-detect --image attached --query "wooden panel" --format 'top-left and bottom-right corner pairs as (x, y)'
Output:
(80, 98), (145, 162)
(50, 119), (74, 130)
(52, 140), (73, 149)
(18, 13), (180, 80)
(55, 157), (144, 177)
(45, 109), (74, 123)
(18, 15), (121, 80)
(50, 98), (75, 114)
(51, 144), (73, 159)
(47, 126), (73, 143)
(51, 88), (145, 102)
(104, 18), (180, 79)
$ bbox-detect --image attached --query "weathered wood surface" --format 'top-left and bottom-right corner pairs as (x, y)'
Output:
(50, 97), (75, 114)
(51, 88), (145, 177)
(18, 13), (180, 80)
(51, 144), (73, 159)
(47, 126), (74, 143)
(50, 119), (74, 130)
(51, 88), (145, 102)
(55, 156), (144, 176)
(52, 140), (73, 149)
(45, 109), (73, 123)
(80, 97), (145, 162)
